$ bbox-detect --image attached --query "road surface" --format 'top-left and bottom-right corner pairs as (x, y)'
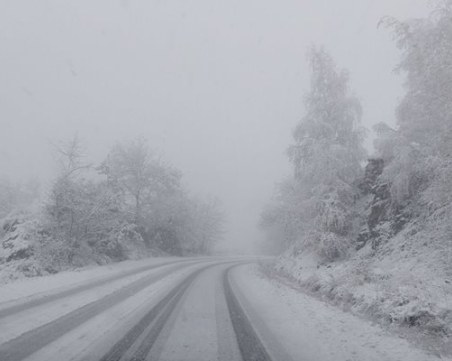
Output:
(0, 257), (444, 361)
(0, 258), (287, 361)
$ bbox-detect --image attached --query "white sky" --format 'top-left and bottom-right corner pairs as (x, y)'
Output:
(0, 0), (430, 252)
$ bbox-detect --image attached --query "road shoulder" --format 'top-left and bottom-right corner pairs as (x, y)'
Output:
(231, 264), (449, 361)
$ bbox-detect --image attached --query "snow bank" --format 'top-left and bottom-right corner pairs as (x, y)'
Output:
(235, 264), (450, 361)
(0, 212), (164, 285)
(271, 219), (452, 357)
(0, 256), (178, 305)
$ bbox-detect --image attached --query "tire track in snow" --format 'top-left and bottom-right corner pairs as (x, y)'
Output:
(0, 261), (197, 361)
(98, 266), (207, 361)
(223, 265), (274, 361)
(99, 261), (244, 361)
(0, 259), (192, 319)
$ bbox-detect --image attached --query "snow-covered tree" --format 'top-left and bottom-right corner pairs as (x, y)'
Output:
(377, 1), (452, 206)
(262, 48), (366, 260)
(46, 136), (90, 238)
(141, 190), (224, 255)
(100, 138), (181, 225)
(99, 138), (223, 255)
(384, 2), (452, 156)
(183, 197), (224, 255)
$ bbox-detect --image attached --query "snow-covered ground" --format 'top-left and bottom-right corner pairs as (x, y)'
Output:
(232, 263), (452, 361)
(1, 257), (449, 360)
(269, 218), (452, 358)
(0, 256), (183, 304)
(19, 263), (207, 361)
(0, 260), (201, 345)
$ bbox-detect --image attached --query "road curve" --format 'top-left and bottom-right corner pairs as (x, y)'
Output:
(0, 257), (284, 361)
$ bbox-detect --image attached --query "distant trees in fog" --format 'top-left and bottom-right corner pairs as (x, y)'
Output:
(0, 137), (223, 271)
(99, 138), (181, 225)
(0, 178), (40, 219)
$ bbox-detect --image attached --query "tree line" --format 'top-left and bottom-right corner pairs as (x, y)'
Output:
(1, 137), (224, 271)
(260, 1), (452, 260)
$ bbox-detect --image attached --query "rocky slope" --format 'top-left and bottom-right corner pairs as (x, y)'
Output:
(273, 158), (452, 356)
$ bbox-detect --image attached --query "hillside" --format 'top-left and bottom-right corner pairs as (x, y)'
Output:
(271, 158), (452, 355)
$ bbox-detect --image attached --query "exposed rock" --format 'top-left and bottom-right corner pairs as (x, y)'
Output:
(356, 158), (410, 250)
(358, 158), (385, 195)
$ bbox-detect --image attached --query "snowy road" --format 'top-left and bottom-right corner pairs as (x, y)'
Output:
(0, 258), (271, 361)
(0, 258), (445, 361)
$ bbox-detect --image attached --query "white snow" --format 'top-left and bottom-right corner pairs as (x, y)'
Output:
(0, 256), (185, 306)
(0, 261), (189, 344)
(232, 264), (451, 361)
(22, 263), (205, 361)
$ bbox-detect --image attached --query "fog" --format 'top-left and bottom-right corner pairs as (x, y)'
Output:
(0, 0), (429, 253)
